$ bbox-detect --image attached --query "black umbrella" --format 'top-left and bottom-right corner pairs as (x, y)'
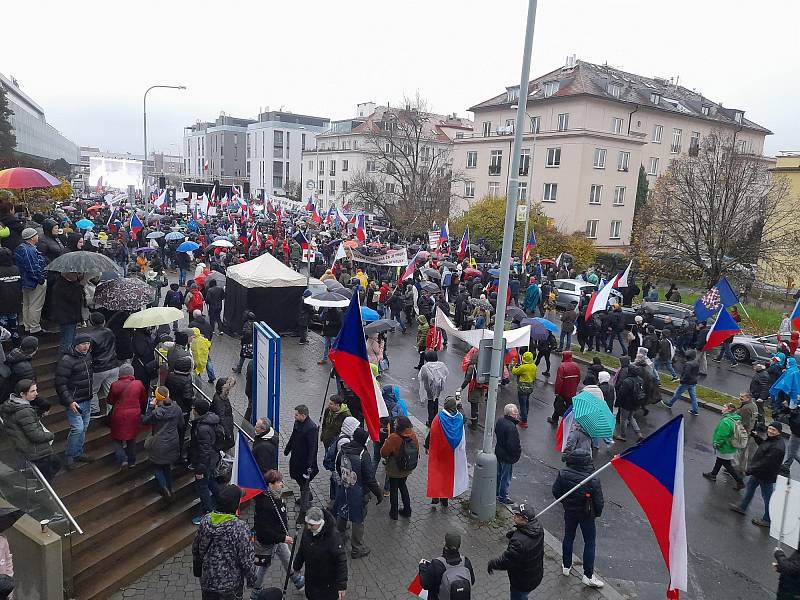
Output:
(337, 287), (354, 298)
(423, 268), (441, 280)
(46, 251), (118, 273)
(506, 306), (527, 322)
(95, 277), (154, 311)
(324, 279), (345, 291)
(364, 319), (400, 335)
(441, 261), (457, 269)
(420, 281), (440, 293)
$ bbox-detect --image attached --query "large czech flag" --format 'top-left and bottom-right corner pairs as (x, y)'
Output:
(230, 431), (268, 504)
(426, 408), (469, 499)
(328, 293), (387, 441)
(612, 416), (687, 598)
(790, 296), (800, 331)
(702, 308), (741, 351)
(554, 405), (574, 452)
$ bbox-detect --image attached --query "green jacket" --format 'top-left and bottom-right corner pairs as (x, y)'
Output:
(512, 352), (537, 383)
(712, 413), (741, 454)
(0, 395), (54, 461)
(320, 403), (351, 449)
(416, 315), (429, 349)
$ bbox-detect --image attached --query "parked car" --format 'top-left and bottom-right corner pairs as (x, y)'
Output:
(621, 301), (694, 332)
(552, 279), (597, 310)
(730, 333), (799, 364)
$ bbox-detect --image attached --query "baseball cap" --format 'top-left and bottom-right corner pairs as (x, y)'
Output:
(514, 503), (536, 521)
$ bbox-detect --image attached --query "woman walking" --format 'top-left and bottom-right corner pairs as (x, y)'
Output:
(511, 351), (537, 429)
(380, 416), (420, 520)
(141, 386), (183, 498)
(107, 364), (147, 468)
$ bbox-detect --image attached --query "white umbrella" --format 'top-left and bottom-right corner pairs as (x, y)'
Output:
(304, 292), (350, 308)
(210, 239), (234, 248)
(123, 307), (184, 328)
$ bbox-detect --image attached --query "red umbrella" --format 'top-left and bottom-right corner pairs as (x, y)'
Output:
(539, 258), (556, 265)
(463, 267), (481, 279)
(86, 204), (104, 212)
(0, 167), (60, 189)
(367, 241), (383, 248)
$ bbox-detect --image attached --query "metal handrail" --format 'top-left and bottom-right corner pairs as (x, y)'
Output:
(155, 348), (254, 443)
(26, 461), (83, 535)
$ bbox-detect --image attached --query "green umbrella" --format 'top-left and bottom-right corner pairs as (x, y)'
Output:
(571, 390), (615, 438)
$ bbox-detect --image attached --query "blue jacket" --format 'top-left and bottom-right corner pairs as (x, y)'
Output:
(14, 242), (45, 289)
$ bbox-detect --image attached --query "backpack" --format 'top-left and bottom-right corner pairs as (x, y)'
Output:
(396, 435), (419, 472)
(435, 557), (471, 600)
(730, 420), (749, 449)
(323, 434), (350, 471)
(426, 327), (443, 351)
(633, 377), (646, 404)
(213, 422), (233, 451)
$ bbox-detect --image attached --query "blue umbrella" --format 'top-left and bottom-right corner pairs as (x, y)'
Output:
(520, 317), (560, 341)
(572, 390), (615, 438)
(532, 317), (559, 333)
(360, 306), (380, 322)
(75, 218), (94, 230)
(488, 268), (500, 277)
(177, 241), (200, 253)
(165, 231), (184, 241)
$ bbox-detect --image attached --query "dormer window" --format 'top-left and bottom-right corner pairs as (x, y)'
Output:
(701, 105), (710, 116)
(650, 93), (660, 105)
(734, 111), (743, 123)
(506, 86), (519, 103)
(543, 81), (559, 98)
(607, 82), (622, 98)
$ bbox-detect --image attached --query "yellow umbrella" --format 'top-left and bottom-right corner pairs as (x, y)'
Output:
(123, 307), (184, 329)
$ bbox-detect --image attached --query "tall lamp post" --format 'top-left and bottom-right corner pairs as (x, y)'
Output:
(469, 0), (538, 521)
(143, 84), (186, 212)
(511, 103), (538, 260)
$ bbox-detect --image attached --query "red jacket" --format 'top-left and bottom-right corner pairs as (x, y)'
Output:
(554, 351), (581, 399)
(107, 375), (148, 441)
(187, 289), (204, 314)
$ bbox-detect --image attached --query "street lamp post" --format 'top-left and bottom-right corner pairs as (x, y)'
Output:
(143, 84), (186, 213)
(511, 104), (538, 260)
(469, 0), (538, 521)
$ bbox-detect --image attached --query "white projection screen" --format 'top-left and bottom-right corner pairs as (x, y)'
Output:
(89, 157), (143, 190)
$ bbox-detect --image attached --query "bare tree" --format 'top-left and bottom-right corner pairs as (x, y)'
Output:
(283, 179), (302, 201)
(344, 96), (463, 235)
(637, 131), (800, 286)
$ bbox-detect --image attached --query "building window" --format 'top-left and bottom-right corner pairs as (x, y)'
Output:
(647, 157), (659, 175)
(610, 220), (622, 240)
(342, 160), (349, 171)
(608, 82), (622, 98)
(557, 113), (569, 131)
(385, 182), (395, 194)
(420, 146), (431, 161)
(650, 93), (660, 104)
(302, 133), (306, 150)
(318, 160), (325, 175)
(593, 148), (606, 169)
(737, 139), (747, 153)
(273, 161), (284, 188)
(273, 131), (283, 158)
(517, 182), (528, 201)
(482, 121), (492, 137)
(489, 150), (503, 175)
(546, 147), (561, 167)
(617, 151), (630, 172)
(701, 105), (710, 116)
(586, 220), (598, 239)
(734, 111), (743, 123)
(690, 131), (701, 155)
(466, 151), (477, 169)
(614, 186), (626, 206)
(286, 132), (290, 153)
(308, 160), (314, 171)
(519, 149), (530, 176)
(543, 80), (559, 97)
(543, 183), (557, 202)
(330, 180), (336, 194)
(465, 181), (475, 198)
(589, 184), (603, 205)
(671, 128), (682, 154)
(611, 117), (624, 134)
(366, 160), (376, 172)
(318, 180), (324, 193)
(506, 86), (519, 102)
(342, 180), (348, 191)
(652, 124), (663, 143)
(330, 160), (336, 176)
(365, 181), (376, 193)
(488, 181), (501, 196)
(353, 140), (358, 150)
(529, 116), (540, 134)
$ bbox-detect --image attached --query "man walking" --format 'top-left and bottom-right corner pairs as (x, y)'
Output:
(292, 507), (348, 600)
(13, 228), (46, 335)
(284, 404), (319, 517)
(604, 304), (627, 356)
(85, 312), (119, 418)
(189, 398), (221, 525)
(55, 335), (94, 469)
(654, 328), (678, 380)
(252, 418), (278, 474)
(419, 531), (476, 600)
(495, 404), (522, 505)
(320, 395), (351, 450)
(558, 301), (578, 352)
(487, 504), (545, 599)
(204, 279), (225, 335)
(662, 348), (700, 415)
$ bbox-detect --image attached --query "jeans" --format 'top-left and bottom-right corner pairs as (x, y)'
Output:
(559, 331), (572, 351)
(59, 322), (77, 355)
(517, 390), (530, 423)
(179, 268), (187, 286)
(562, 512), (597, 577)
(208, 306), (222, 334)
(606, 331), (627, 354)
(739, 476), (774, 521)
(510, 589), (530, 600)
(112, 439), (136, 466)
(205, 357), (216, 382)
(389, 476), (411, 515)
(65, 400), (91, 459)
(496, 462), (513, 501)
(785, 434), (800, 470)
(654, 356), (677, 378)
(153, 464), (173, 492)
(617, 409), (641, 437)
(668, 383), (698, 413)
(194, 467), (219, 514)
(715, 341), (737, 366)
(323, 336), (334, 360)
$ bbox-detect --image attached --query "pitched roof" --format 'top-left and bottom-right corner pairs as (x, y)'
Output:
(468, 60), (771, 134)
(319, 105), (472, 142)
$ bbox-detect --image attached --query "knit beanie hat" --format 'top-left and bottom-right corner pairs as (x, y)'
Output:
(193, 398), (210, 415)
(444, 531), (461, 550)
(90, 312), (106, 326)
(19, 336), (38, 354)
(444, 396), (458, 412)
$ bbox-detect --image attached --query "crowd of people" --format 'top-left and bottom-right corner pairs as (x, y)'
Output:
(0, 193), (799, 600)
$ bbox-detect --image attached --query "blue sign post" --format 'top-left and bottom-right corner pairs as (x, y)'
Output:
(252, 322), (281, 433)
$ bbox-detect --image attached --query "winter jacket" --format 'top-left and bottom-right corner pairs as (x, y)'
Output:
(4, 348), (34, 386)
(54, 348), (93, 407)
(334, 438), (381, 523)
(13, 242), (45, 289)
(141, 401), (183, 465)
(210, 392), (234, 450)
(321, 404), (351, 449)
(616, 366), (644, 411)
(321, 309), (341, 338)
(49, 276), (84, 325)
(284, 417), (319, 482)
(186, 289), (204, 314)
(192, 512), (257, 593)
(163, 289), (183, 309)
(494, 415), (522, 464)
(164, 368), (195, 414)
(635, 359), (661, 405)
(252, 429), (278, 473)
(788, 408), (800, 437)
(292, 509), (347, 595)
(736, 400), (758, 434)
(189, 315), (213, 341)
(774, 548), (800, 600)
(560, 308), (578, 333)
(107, 375), (147, 441)
(0, 264), (21, 315)
(598, 381), (616, 411)
(607, 309), (625, 333)
(0, 394), (54, 461)
(712, 413), (742, 455)
(749, 370), (771, 402)
(189, 412), (221, 474)
(85, 325), (118, 372)
(416, 315), (430, 349)
(205, 285), (225, 309)
(747, 435), (786, 484)
(511, 351), (537, 384)
(658, 337), (674, 361)
(254, 490), (290, 546)
(419, 552), (475, 600)
(554, 351), (581, 399)
(37, 232), (65, 264)
(380, 428), (420, 478)
(487, 519), (545, 593)
(552, 454), (605, 517)
(679, 351), (699, 385)
(1, 212), (24, 250)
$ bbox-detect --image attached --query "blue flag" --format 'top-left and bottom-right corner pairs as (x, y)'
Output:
(693, 277), (738, 322)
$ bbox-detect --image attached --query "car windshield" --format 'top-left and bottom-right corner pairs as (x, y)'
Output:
(760, 335), (778, 345)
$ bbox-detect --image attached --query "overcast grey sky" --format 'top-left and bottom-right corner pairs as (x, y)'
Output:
(5, 0), (798, 156)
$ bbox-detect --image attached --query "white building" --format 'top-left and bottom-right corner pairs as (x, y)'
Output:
(183, 114), (255, 183)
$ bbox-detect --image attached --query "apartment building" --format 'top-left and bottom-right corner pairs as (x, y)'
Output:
(246, 110), (329, 199)
(183, 114), (255, 183)
(302, 102), (472, 211)
(452, 58), (771, 248)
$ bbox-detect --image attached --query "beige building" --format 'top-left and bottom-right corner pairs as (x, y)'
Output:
(452, 58), (771, 248)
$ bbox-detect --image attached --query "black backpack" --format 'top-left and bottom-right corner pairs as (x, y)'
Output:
(397, 435), (419, 472)
(213, 422), (233, 451)
(632, 376), (646, 404)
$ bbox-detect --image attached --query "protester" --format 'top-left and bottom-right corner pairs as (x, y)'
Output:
(141, 386), (183, 498)
(419, 531), (476, 600)
(0, 379), (58, 480)
(427, 396), (468, 507)
(495, 404), (522, 505)
(55, 335), (94, 469)
(320, 395), (351, 450)
(284, 404), (319, 517)
(487, 503), (545, 599)
(703, 403), (746, 489)
(511, 351), (536, 428)
(292, 506), (348, 600)
(210, 377), (235, 451)
(419, 350), (449, 426)
(106, 363), (147, 469)
(14, 227), (46, 335)
(86, 312), (120, 418)
(253, 418), (278, 474)
(189, 398), (221, 524)
(774, 546), (800, 599)
(549, 350), (580, 425)
(380, 415), (419, 519)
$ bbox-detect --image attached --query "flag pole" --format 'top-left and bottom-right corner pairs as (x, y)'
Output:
(534, 460), (615, 519)
(777, 475), (793, 546)
(738, 302), (751, 321)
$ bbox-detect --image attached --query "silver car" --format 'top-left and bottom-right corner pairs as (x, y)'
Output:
(552, 279), (597, 310)
(730, 333), (799, 363)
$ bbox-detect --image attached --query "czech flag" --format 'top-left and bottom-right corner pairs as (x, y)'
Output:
(790, 297), (800, 331)
(457, 227), (470, 259)
(355, 214), (366, 242)
(336, 206), (348, 226)
(153, 190), (167, 211)
(554, 405), (574, 452)
(612, 416), (687, 598)
(311, 205), (322, 224)
(614, 260), (633, 288)
(702, 308), (741, 351)
(293, 230), (309, 251)
(585, 274), (620, 321)
(129, 213), (144, 237)
(230, 431), (268, 504)
(522, 230), (537, 264)
(439, 221), (449, 244)
(328, 293), (388, 442)
(305, 198), (315, 212)
(399, 250), (421, 284)
(407, 575), (428, 598)
(426, 406), (469, 499)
